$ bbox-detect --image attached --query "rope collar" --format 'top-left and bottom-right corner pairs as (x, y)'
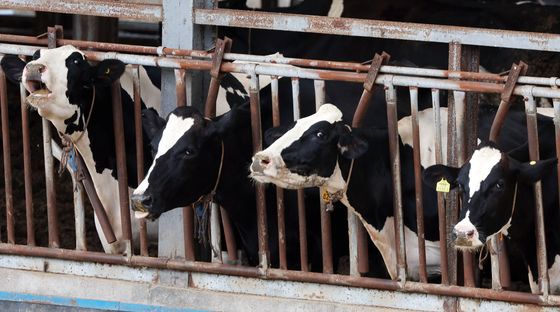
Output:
(58, 85), (96, 176)
(321, 157), (355, 211)
(193, 139), (225, 207)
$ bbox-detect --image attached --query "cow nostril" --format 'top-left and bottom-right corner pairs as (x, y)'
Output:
(466, 230), (475, 238)
(260, 157), (270, 166)
(38, 65), (46, 73)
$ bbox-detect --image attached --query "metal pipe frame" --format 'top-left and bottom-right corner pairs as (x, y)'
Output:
(0, 244), (557, 307)
(0, 60), (13, 244)
(19, 78), (34, 246)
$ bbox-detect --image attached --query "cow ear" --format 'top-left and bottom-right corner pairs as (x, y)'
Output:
(423, 164), (460, 190)
(506, 142), (530, 163)
(93, 59), (126, 86)
(142, 108), (165, 142)
(207, 105), (246, 136)
(264, 123), (294, 146)
(335, 123), (369, 160)
(1, 55), (26, 83)
(512, 157), (557, 183)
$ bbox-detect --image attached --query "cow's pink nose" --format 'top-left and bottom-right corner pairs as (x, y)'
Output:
(260, 156), (270, 166)
(466, 230), (474, 238)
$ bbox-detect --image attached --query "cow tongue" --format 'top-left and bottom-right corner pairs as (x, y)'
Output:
(135, 211), (150, 219)
(26, 89), (51, 107)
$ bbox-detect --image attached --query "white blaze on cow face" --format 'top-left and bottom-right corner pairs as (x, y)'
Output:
(251, 104), (342, 188)
(23, 45), (83, 123)
(134, 114), (195, 196)
(467, 146), (502, 201)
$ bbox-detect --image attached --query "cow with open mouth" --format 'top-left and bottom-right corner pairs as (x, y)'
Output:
(424, 140), (560, 294)
(1, 45), (162, 254)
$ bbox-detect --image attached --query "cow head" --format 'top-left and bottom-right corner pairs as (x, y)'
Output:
(423, 142), (556, 251)
(250, 104), (368, 190)
(131, 105), (245, 220)
(1, 45), (124, 133)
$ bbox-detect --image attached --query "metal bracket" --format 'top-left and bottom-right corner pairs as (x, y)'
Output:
(204, 37), (233, 118)
(352, 51), (390, 127)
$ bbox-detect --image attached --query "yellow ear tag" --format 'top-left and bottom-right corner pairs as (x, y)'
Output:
(529, 160), (537, 166)
(105, 68), (111, 74)
(436, 178), (450, 193)
(322, 190), (331, 203)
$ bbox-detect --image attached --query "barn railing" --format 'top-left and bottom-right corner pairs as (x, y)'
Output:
(0, 31), (560, 308)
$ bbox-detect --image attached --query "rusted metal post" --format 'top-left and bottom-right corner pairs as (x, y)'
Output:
(250, 70), (270, 269)
(524, 94), (550, 296)
(385, 83), (407, 282)
(315, 79), (333, 274)
(204, 37), (238, 263)
(111, 81), (133, 254)
(553, 96), (560, 217)
(44, 26), (61, 248)
(432, 88), (449, 285)
(352, 52), (390, 275)
(271, 76), (287, 270)
(409, 87), (428, 283)
(292, 77), (309, 272)
(131, 65), (149, 256)
(174, 68), (196, 261)
(19, 78), (34, 246)
(0, 59), (13, 244)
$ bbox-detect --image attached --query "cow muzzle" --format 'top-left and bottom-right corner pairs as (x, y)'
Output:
(130, 193), (153, 219)
(23, 63), (52, 107)
(452, 222), (483, 250)
(250, 153), (282, 177)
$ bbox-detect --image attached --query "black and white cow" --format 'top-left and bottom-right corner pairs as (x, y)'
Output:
(1, 45), (161, 254)
(424, 142), (560, 294)
(130, 77), (344, 269)
(250, 104), (443, 280)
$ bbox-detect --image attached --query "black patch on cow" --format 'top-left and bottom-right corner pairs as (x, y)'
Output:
(221, 73), (249, 108)
(1, 55), (26, 83)
(63, 110), (85, 135)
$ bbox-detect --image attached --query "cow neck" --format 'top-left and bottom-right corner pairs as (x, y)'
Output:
(320, 158), (354, 210)
(193, 140), (225, 209)
(58, 85), (96, 175)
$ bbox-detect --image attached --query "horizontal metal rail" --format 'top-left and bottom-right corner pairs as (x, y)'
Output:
(194, 8), (560, 52)
(0, 37), (558, 87)
(0, 244), (558, 307)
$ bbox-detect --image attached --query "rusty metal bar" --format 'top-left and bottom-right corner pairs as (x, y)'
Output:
(131, 65), (149, 257)
(0, 0), (162, 22)
(385, 83), (407, 282)
(174, 67), (195, 261)
(432, 89), (449, 285)
(43, 27), (61, 248)
(271, 76), (287, 270)
(554, 97), (560, 216)
(446, 43), (461, 289)
(291, 77), (309, 272)
(524, 94), (550, 296)
(1, 244), (557, 306)
(314, 79), (333, 274)
(0, 61), (13, 244)
(111, 82), (133, 252)
(409, 87), (428, 283)
(210, 203), (223, 263)
(195, 8), (560, 52)
(249, 70), (270, 269)
(19, 79), (34, 246)
(489, 62), (528, 142)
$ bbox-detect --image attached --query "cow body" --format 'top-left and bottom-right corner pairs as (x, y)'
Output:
(1, 45), (161, 253)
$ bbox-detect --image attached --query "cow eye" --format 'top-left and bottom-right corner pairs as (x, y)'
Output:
(316, 130), (325, 138)
(185, 148), (196, 157)
(495, 180), (504, 189)
(73, 59), (79, 64)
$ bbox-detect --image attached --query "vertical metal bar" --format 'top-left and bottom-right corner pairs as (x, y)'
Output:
(174, 68), (195, 261)
(315, 79), (333, 274)
(271, 76), (287, 270)
(111, 82), (133, 253)
(0, 64), (14, 244)
(72, 175), (87, 251)
(347, 211), (359, 276)
(554, 98), (560, 213)
(44, 26), (60, 248)
(292, 77), (309, 272)
(220, 207), (238, 263)
(19, 79), (34, 246)
(446, 42), (461, 287)
(524, 94), (549, 296)
(250, 70), (270, 269)
(385, 83), (407, 282)
(432, 88), (449, 285)
(409, 87), (427, 283)
(131, 65), (149, 257)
